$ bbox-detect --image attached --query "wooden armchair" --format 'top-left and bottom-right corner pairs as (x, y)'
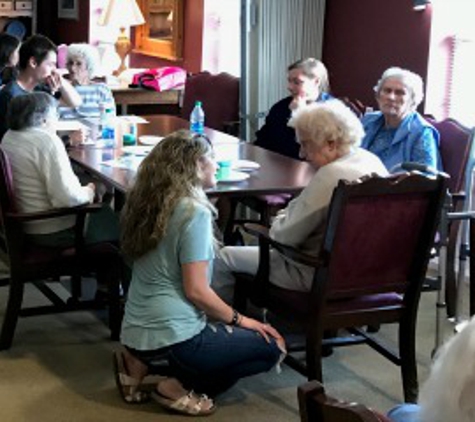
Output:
(0, 148), (122, 350)
(425, 117), (475, 317)
(298, 381), (391, 422)
(234, 173), (447, 402)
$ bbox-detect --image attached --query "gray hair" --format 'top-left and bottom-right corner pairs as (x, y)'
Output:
(67, 43), (100, 79)
(288, 58), (330, 94)
(7, 92), (58, 131)
(291, 99), (365, 155)
(418, 316), (475, 422)
(374, 67), (424, 110)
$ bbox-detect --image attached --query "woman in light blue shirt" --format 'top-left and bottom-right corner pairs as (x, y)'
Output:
(116, 130), (284, 416)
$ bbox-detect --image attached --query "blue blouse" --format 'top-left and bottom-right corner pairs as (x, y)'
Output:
(361, 111), (441, 172)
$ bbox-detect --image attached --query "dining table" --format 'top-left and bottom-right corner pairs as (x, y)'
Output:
(68, 115), (314, 203)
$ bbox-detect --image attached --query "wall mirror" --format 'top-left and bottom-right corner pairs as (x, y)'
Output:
(135, 0), (184, 60)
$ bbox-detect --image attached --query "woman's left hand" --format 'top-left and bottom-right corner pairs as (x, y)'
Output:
(240, 316), (284, 345)
(45, 71), (62, 93)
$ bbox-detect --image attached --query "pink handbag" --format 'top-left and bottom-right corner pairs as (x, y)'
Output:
(131, 67), (186, 92)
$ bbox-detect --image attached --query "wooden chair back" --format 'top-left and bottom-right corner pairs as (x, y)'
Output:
(181, 71), (240, 134)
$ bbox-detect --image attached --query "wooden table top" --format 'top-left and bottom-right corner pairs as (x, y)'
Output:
(68, 115), (314, 198)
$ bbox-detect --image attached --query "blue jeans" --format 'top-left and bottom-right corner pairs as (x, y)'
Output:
(387, 404), (421, 422)
(131, 323), (282, 397)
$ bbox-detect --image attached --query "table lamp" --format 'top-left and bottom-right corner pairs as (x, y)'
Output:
(99, 0), (145, 76)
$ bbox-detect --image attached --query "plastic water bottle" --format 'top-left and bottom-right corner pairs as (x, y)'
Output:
(102, 107), (116, 147)
(190, 100), (205, 134)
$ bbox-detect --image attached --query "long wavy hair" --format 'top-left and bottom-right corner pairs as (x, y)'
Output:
(121, 129), (215, 259)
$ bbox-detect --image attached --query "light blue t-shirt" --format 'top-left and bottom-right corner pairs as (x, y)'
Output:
(121, 198), (215, 351)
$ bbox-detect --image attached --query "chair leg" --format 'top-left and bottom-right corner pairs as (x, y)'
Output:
(70, 274), (82, 302)
(92, 255), (121, 341)
(399, 318), (418, 403)
(104, 258), (122, 341)
(306, 327), (324, 381)
(233, 273), (250, 313)
(0, 278), (24, 350)
(445, 242), (457, 318)
(222, 198), (239, 245)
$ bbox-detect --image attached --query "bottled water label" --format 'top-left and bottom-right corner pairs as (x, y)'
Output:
(190, 121), (204, 134)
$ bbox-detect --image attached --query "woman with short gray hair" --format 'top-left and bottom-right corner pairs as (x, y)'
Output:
(60, 43), (114, 120)
(214, 100), (388, 296)
(1, 92), (117, 247)
(361, 67), (440, 172)
(6, 90), (58, 130)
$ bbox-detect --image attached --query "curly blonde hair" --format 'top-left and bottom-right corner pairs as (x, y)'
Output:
(121, 130), (215, 259)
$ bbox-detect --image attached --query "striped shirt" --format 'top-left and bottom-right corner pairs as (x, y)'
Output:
(59, 82), (115, 119)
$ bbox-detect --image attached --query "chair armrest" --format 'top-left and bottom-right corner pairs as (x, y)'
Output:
(451, 192), (466, 206)
(243, 223), (321, 268)
(448, 211), (475, 221)
(6, 203), (103, 223)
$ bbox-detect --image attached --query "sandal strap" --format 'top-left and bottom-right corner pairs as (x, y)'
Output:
(119, 372), (141, 387)
(125, 390), (150, 403)
(170, 391), (212, 415)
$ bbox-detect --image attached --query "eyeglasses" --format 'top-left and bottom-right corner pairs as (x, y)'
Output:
(192, 133), (212, 148)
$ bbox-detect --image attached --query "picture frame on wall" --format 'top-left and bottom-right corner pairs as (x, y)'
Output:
(58, 0), (79, 20)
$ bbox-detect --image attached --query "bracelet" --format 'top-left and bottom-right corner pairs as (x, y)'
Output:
(230, 309), (240, 326)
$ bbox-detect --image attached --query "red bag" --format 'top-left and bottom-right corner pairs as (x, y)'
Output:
(131, 67), (187, 92)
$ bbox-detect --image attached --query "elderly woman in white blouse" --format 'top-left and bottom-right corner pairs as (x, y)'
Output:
(213, 99), (388, 299)
(2, 92), (117, 247)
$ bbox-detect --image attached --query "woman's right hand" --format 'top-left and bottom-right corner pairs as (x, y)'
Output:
(240, 316), (285, 348)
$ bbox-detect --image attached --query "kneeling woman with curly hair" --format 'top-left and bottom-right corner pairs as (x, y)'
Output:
(115, 130), (284, 416)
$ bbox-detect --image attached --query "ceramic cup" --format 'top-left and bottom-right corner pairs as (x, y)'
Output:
(217, 160), (232, 180)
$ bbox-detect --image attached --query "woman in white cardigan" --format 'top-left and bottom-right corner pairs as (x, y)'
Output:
(2, 92), (117, 247)
(213, 99), (388, 299)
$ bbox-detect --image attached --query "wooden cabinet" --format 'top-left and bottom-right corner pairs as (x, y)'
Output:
(134, 0), (183, 61)
(0, 0), (36, 37)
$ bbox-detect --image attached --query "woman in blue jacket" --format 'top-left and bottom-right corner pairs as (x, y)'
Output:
(361, 67), (441, 172)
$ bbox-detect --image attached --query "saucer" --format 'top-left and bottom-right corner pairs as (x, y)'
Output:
(232, 160), (260, 171)
(218, 171), (250, 183)
(139, 135), (164, 146)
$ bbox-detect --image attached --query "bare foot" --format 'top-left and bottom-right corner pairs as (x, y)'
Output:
(122, 348), (149, 382)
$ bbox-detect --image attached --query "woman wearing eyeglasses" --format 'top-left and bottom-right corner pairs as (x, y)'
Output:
(255, 58), (332, 160)
(116, 130), (284, 416)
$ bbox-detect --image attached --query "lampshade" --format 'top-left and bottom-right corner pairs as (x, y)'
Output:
(99, 0), (145, 28)
(98, 0), (145, 76)
(413, 0), (430, 11)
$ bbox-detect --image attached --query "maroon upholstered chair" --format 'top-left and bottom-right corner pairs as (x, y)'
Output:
(298, 381), (391, 422)
(181, 71), (240, 134)
(233, 173), (447, 403)
(0, 148), (122, 350)
(425, 117), (475, 317)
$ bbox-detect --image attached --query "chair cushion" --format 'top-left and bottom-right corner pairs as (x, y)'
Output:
(22, 242), (118, 268)
(256, 194), (292, 206)
(263, 284), (403, 319)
